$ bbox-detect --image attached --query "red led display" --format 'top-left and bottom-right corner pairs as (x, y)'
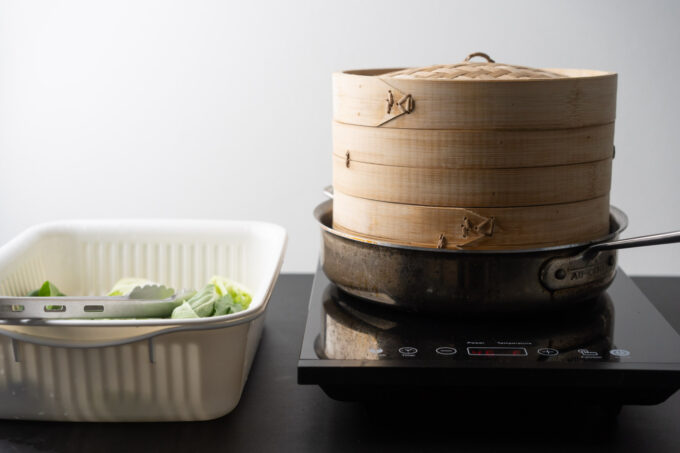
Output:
(467, 347), (528, 357)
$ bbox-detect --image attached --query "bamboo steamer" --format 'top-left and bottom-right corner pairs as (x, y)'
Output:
(331, 53), (617, 250)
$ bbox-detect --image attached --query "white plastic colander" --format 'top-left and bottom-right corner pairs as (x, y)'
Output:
(0, 219), (287, 421)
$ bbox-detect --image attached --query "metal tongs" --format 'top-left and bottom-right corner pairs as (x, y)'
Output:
(0, 285), (189, 319)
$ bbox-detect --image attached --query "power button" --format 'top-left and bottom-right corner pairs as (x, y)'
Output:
(398, 347), (418, 357)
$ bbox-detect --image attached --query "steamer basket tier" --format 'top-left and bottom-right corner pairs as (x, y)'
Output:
(332, 121), (615, 169)
(332, 68), (616, 130)
(332, 190), (611, 250)
(333, 155), (612, 207)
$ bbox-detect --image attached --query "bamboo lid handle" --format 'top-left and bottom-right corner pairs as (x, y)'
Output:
(464, 52), (495, 63)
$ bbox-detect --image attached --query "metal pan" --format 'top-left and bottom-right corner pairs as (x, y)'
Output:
(315, 193), (680, 315)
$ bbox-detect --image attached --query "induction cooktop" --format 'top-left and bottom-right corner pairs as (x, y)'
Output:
(297, 267), (680, 406)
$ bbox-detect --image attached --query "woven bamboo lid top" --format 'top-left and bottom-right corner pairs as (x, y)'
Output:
(385, 52), (566, 81)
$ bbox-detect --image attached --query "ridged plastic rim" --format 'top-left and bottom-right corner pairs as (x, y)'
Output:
(0, 220), (288, 346)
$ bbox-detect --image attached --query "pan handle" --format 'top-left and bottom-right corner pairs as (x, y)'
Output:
(323, 186), (334, 199)
(541, 229), (680, 291)
(583, 230), (680, 257)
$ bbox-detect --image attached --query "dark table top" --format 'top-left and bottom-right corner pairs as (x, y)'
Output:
(0, 274), (679, 453)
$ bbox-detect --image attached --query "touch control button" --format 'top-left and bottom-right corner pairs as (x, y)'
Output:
(398, 347), (418, 356)
(578, 348), (602, 359)
(537, 348), (559, 357)
(610, 349), (630, 357)
(436, 347), (457, 356)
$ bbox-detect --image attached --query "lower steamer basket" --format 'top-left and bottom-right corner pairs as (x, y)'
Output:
(332, 190), (611, 250)
(316, 200), (626, 315)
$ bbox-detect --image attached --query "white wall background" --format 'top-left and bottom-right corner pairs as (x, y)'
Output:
(1, 0), (679, 274)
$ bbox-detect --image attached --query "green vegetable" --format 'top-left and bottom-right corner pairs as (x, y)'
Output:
(210, 276), (252, 308)
(27, 281), (65, 297)
(214, 293), (246, 316)
(171, 284), (218, 319)
(171, 302), (200, 319)
(170, 277), (251, 319)
(176, 290), (197, 303)
(107, 278), (158, 296)
(188, 284), (220, 317)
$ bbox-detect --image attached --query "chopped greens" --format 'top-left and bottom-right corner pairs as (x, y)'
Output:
(170, 302), (200, 319)
(27, 281), (65, 297)
(169, 279), (250, 319)
(214, 293), (245, 317)
(210, 276), (252, 307)
(26, 276), (252, 320)
(107, 278), (159, 296)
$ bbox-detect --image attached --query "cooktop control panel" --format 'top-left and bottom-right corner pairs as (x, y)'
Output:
(337, 342), (631, 362)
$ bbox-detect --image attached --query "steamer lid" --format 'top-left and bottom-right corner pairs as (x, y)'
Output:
(385, 52), (566, 80)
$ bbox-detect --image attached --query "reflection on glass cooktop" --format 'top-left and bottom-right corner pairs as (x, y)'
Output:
(316, 284), (616, 363)
(301, 268), (680, 365)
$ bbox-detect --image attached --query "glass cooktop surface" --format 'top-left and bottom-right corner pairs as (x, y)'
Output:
(298, 267), (680, 404)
